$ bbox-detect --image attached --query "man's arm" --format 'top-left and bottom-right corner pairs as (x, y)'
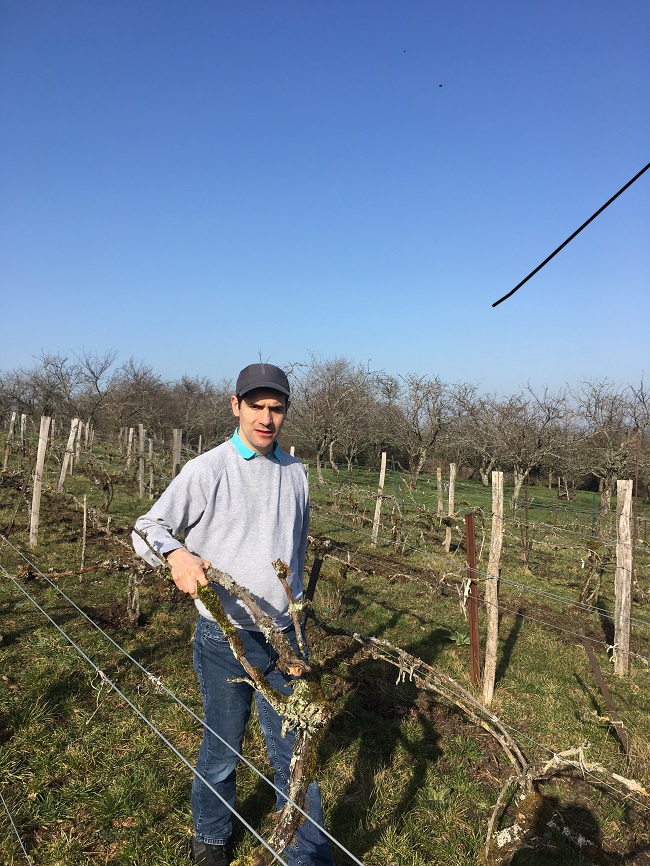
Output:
(132, 456), (215, 598)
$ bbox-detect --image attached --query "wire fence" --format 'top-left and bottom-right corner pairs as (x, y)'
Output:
(2, 436), (649, 861)
(2, 535), (648, 865)
(310, 504), (650, 644)
(0, 542), (367, 866)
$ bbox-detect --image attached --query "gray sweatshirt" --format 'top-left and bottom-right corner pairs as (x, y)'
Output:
(132, 438), (309, 631)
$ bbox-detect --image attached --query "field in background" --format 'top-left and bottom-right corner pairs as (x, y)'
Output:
(1, 437), (649, 865)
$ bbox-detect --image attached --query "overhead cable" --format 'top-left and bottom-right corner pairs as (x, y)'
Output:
(492, 161), (650, 306)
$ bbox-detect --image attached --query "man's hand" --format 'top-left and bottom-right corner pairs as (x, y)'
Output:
(166, 548), (211, 599)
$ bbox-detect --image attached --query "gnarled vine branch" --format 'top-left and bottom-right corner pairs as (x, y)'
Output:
(133, 528), (331, 865)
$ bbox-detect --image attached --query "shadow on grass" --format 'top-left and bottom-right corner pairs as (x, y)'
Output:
(495, 606), (525, 686)
(574, 673), (603, 717)
(595, 595), (615, 646)
(322, 655), (442, 861)
(507, 796), (612, 865)
(337, 584), (454, 666)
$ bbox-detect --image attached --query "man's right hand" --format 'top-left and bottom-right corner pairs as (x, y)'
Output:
(165, 548), (211, 599)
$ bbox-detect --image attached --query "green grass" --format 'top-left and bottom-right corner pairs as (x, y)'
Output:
(1, 445), (649, 865)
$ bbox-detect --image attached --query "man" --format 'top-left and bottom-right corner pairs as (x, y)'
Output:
(132, 363), (333, 866)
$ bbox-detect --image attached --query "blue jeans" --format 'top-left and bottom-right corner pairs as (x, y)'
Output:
(192, 616), (334, 866)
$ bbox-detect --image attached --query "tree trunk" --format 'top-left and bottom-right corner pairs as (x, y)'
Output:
(601, 479), (614, 514)
(409, 449), (427, 490)
(328, 440), (338, 474)
(479, 456), (496, 487)
(511, 467), (528, 508)
(315, 448), (325, 485)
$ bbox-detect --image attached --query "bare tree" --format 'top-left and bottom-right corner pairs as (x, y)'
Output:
(75, 348), (118, 425)
(330, 369), (386, 477)
(449, 383), (505, 486)
(451, 385), (569, 507)
(382, 373), (450, 489)
(105, 358), (170, 435)
(288, 357), (379, 483)
(169, 376), (233, 448)
(0, 350), (117, 425)
(571, 380), (637, 512)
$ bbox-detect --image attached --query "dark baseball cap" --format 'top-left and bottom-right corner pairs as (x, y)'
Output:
(236, 363), (290, 399)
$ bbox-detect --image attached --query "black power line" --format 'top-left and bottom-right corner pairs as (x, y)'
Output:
(492, 161), (650, 307)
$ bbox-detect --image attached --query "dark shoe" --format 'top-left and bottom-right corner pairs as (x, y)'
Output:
(191, 838), (229, 866)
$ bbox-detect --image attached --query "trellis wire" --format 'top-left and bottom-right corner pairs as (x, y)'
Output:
(0, 538), (367, 866)
(314, 478), (647, 557)
(0, 564), (290, 866)
(311, 505), (650, 640)
(0, 788), (33, 865)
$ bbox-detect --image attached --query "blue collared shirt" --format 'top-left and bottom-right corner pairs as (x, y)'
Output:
(231, 428), (283, 462)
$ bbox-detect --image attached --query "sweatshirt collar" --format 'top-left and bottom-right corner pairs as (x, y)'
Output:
(231, 428), (282, 461)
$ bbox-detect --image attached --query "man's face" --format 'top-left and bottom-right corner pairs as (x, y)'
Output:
(231, 389), (288, 456)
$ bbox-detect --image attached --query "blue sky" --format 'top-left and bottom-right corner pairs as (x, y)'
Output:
(1, 1), (648, 396)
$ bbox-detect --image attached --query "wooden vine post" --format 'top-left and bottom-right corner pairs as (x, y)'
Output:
(483, 471), (504, 706)
(57, 418), (80, 493)
(125, 427), (135, 469)
(30, 416), (51, 548)
(81, 494), (88, 571)
(371, 452), (387, 548)
(614, 479), (633, 676)
(148, 438), (154, 499)
(2, 410), (17, 471)
(172, 428), (182, 478)
(138, 424), (146, 498)
(73, 418), (83, 468)
(436, 466), (443, 515)
(448, 462), (457, 516)
(465, 512), (481, 687)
